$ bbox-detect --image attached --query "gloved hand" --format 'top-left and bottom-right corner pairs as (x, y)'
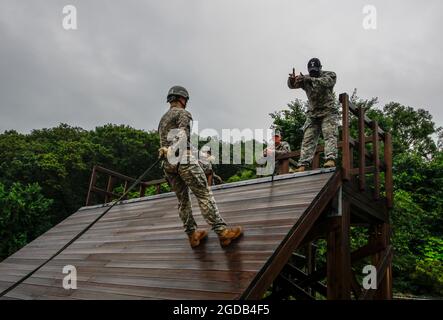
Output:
(295, 72), (305, 82)
(158, 147), (169, 159)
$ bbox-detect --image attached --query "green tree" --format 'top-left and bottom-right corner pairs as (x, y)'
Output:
(0, 182), (53, 259)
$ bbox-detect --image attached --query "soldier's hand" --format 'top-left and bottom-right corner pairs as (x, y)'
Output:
(158, 147), (169, 159)
(295, 72), (304, 81)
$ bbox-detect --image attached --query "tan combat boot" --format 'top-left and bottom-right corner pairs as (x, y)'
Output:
(294, 166), (305, 172)
(218, 226), (243, 247)
(324, 160), (336, 168)
(188, 230), (208, 248)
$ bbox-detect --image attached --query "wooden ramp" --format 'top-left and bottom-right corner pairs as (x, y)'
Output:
(0, 169), (339, 300)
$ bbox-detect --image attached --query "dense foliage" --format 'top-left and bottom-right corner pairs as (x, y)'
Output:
(0, 182), (52, 258)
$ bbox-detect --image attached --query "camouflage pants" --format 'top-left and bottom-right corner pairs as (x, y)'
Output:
(298, 113), (338, 166)
(163, 156), (227, 235)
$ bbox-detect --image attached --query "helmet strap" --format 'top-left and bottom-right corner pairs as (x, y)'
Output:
(178, 97), (187, 108)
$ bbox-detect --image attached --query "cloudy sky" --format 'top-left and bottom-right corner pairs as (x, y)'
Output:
(1, 0), (442, 137)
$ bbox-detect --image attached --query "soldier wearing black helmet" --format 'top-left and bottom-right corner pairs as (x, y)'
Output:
(288, 58), (338, 172)
(158, 86), (243, 248)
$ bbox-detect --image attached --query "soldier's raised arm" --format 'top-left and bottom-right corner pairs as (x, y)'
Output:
(308, 71), (336, 88)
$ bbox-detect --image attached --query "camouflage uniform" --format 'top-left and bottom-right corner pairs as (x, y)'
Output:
(288, 71), (338, 166)
(273, 141), (291, 174)
(158, 107), (227, 235)
(198, 152), (214, 176)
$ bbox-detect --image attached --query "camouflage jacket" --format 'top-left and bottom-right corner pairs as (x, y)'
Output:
(275, 141), (291, 158)
(199, 153), (215, 175)
(158, 106), (192, 150)
(288, 70), (337, 118)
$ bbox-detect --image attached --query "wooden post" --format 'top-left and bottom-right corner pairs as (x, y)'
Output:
(279, 159), (290, 174)
(140, 184), (146, 197)
(349, 146), (354, 170)
(123, 181), (128, 200)
(327, 194), (351, 299)
(372, 121), (380, 200)
(370, 223), (392, 300)
(340, 93), (351, 180)
(155, 183), (161, 194)
(306, 242), (316, 296)
(85, 166), (97, 206)
(104, 176), (115, 203)
(358, 106), (366, 190)
(384, 133), (393, 208)
(312, 152), (320, 169)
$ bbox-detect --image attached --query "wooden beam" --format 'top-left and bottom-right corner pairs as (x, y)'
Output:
(327, 196), (351, 299)
(343, 182), (388, 223)
(340, 93), (351, 180)
(300, 215), (339, 246)
(278, 274), (316, 300)
(279, 159), (290, 174)
(312, 152), (320, 169)
(90, 186), (120, 199)
(359, 245), (393, 300)
(104, 176), (115, 203)
(384, 133), (393, 208)
(282, 263), (327, 297)
(350, 166), (377, 175)
(351, 242), (386, 263)
(347, 99), (385, 138)
(358, 106), (366, 191)
(242, 171), (342, 299)
(372, 121), (380, 199)
(350, 270), (363, 299)
(85, 166), (97, 206)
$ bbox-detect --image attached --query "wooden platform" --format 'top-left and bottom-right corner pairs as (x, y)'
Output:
(0, 169), (337, 300)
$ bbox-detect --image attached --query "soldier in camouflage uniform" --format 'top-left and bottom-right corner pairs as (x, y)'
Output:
(287, 58), (338, 172)
(158, 86), (242, 248)
(198, 145), (215, 176)
(198, 146), (223, 185)
(263, 130), (291, 175)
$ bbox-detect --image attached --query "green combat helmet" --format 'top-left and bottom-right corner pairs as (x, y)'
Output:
(167, 86), (190, 103)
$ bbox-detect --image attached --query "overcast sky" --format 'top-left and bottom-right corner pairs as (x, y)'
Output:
(1, 0), (442, 137)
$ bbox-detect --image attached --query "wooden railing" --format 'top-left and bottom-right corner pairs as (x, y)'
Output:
(85, 165), (166, 206)
(277, 92), (393, 208)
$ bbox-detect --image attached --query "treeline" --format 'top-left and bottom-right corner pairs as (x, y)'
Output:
(0, 124), (246, 260)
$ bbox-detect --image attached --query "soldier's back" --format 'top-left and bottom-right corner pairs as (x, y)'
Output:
(158, 107), (193, 147)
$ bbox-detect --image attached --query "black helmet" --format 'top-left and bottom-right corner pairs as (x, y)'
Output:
(167, 86), (189, 103)
(307, 58), (322, 76)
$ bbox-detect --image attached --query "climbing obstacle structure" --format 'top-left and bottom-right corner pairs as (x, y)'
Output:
(0, 93), (392, 300)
